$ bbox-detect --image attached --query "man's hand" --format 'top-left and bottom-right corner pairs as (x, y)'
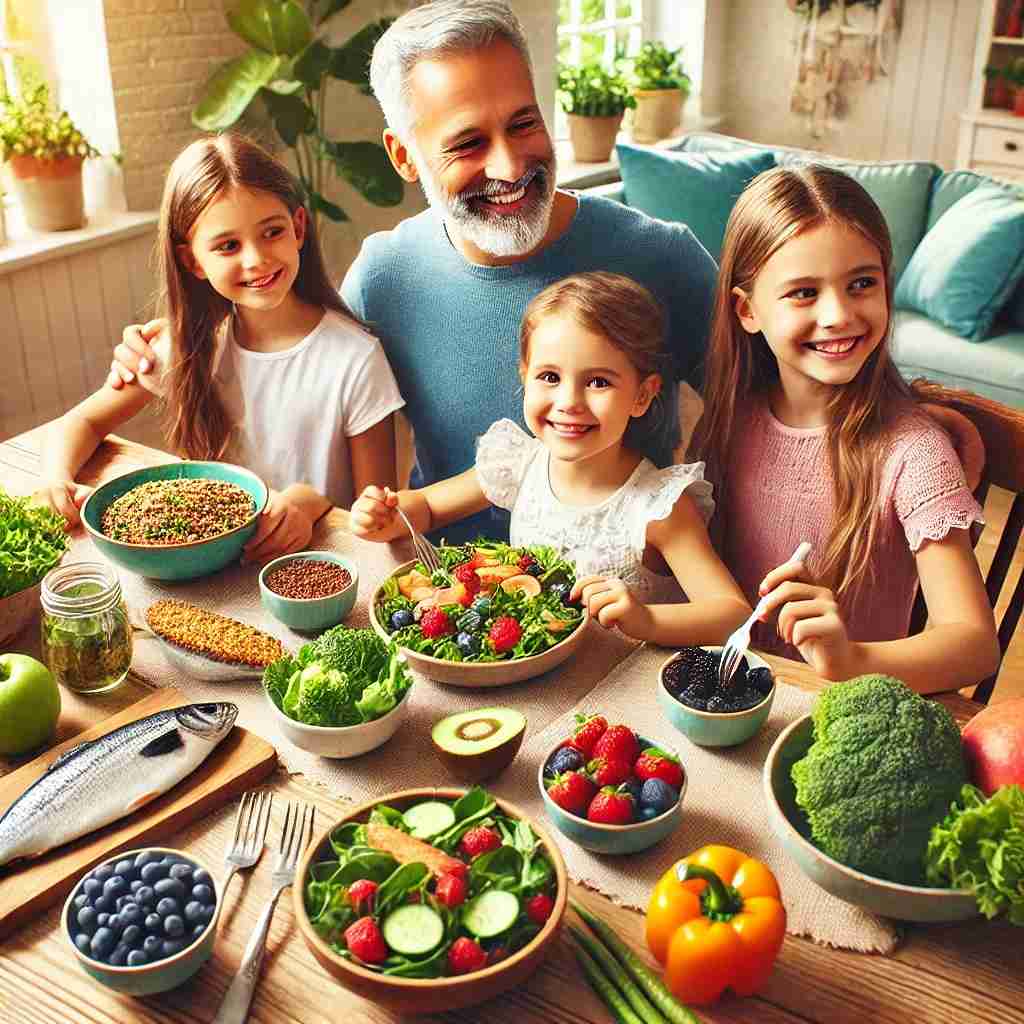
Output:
(39, 481), (93, 529)
(570, 575), (652, 640)
(241, 490), (316, 564)
(107, 319), (167, 390)
(350, 485), (400, 539)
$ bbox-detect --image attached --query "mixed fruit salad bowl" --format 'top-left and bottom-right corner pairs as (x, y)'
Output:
(369, 542), (588, 686)
(293, 786), (567, 1015)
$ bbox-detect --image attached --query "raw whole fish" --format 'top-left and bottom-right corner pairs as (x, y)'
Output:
(0, 702), (237, 867)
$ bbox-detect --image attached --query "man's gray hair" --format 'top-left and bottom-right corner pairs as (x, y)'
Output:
(370, 0), (532, 141)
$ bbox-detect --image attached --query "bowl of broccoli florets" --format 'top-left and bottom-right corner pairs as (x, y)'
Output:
(262, 625), (413, 758)
(762, 674), (978, 923)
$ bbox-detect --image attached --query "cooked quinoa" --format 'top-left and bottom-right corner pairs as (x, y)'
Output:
(102, 478), (255, 545)
(146, 599), (285, 667)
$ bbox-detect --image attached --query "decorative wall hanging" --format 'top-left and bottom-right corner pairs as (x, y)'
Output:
(788, 0), (901, 138)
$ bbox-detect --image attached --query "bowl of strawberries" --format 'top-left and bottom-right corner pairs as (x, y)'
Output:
(537, 716), (686, 854)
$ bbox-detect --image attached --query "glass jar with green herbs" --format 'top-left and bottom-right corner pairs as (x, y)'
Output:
(40, 562), (132, 694)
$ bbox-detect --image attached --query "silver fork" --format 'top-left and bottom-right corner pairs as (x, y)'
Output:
(221, 790), (272, 897)
(718, 541), (812, 690)
(213, 802), (316, 1024)
(389, 491), (443, 574)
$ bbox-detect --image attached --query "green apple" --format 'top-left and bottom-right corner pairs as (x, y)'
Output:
(0, 653), (61, 757)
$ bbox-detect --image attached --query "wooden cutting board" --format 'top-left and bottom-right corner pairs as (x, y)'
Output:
(0, 687), (276, 939)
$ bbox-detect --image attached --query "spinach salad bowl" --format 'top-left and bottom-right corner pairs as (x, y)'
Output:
(369, 544), (589, 687)
(81, 462), (268, 581)
(293, 787), (568, 1015)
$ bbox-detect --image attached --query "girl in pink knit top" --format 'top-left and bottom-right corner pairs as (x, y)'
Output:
(694, 165), (999, 694)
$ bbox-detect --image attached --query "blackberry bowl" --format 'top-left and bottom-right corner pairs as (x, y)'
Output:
(658, 646), (775, 747)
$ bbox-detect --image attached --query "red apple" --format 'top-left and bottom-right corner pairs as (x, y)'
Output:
(961, 697), (1024, 796)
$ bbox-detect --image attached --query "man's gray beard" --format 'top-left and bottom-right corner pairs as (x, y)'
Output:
(412, 147), (558, 258)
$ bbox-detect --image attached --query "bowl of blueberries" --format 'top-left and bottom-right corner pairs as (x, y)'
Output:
(63, 847), (219, 996)
(658, 645), (776, 747)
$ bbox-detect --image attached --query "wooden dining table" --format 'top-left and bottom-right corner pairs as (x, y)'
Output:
(0, 424), (1021, 1024)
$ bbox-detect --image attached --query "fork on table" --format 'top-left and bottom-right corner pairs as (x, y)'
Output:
(718, 541), (812, 691)
(221, 790), (272, 897)
(212, 801), (316, 1024)
(386, 487), (443, 574)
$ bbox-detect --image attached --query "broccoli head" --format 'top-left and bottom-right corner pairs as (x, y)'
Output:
(294, 665), (360, 727)
(791, 674), (966, 885)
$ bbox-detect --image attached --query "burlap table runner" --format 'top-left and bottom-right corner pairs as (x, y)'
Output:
(64, 528), (897, 953)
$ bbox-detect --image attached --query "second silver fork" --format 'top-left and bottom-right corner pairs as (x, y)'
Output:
(222, 790), (272, 895)
(389, 492), (443, 574)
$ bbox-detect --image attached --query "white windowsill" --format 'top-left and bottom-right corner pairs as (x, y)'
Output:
(0, 208), (159, 276)
(556, 113), (725, 189)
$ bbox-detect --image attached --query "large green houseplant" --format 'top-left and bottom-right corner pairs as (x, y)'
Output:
(557, 59), (635, 162)
(193, 0), (402, 229)
(629, 42), (690, 144)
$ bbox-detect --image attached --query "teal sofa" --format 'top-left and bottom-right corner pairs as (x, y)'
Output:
(585, 132), (1024, 409)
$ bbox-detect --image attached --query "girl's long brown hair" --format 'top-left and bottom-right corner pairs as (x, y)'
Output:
(157, 132), (358, 459)
(693, 164), (918, 603)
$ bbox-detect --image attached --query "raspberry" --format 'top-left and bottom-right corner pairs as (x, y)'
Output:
(344, 916), (388, 965)
(453, 563), (481, 593)
(517, 554), (536, 571)
(526, 892), (555, 925)
(435, 872), (467, 908)
(489, 615), (522, 653)
(347, 878), (378, 914)
(460, 826), (502, 858)
(420, 607), (453, 639)
(448, 936), (488, 975)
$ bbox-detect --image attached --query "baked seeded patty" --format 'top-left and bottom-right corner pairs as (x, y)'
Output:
(146, 599), (284, 667)
(102, 478), (255, 545)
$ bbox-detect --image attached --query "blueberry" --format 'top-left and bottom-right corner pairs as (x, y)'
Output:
(135, 850), (161, 869)
(524, 562), (542, 577)
(109, 945), (129, 967)
(548, 582), (570, 605)
(162, 938), (188, 958)
(93, 864), (114, 883)
(103, 875), (127, 899)
(122, 924), (143, 947)
(90, 927), (116, 959)
(470, 595), (492, 616)
(73, 893), (89, 910)
(192, 868), (213, 888)
(154, 877), (186, 901)
(115, 895), (132, 911)
(456, 609), (482, 633)
(77, 906), (98, 933)
(140, 862), (166, 884)
(544, 746), (584, 777)
(184, 900), (206, 923)
(169, 863), (193, 883)
(164, 915), (185, 937)
(114, 859), (135, 878)
(143, 935), (162, 956)
(192, 883), (214, 905)
(640, 778), (679, 815)
(97, 913), (110, 927)
(83, 878), (102, 898)
(640, 805), (662, 821)
(74, 933), (92, 954)
(121, 904), (143, 927)
(455, 631), (480, 656)
(145, 913), (162, 931)
(135, 885), (155, 908)
(127, 950), (149, 967)
(156, 897), (180, 916)
(106, 915), (122, 934)
(389, 608), (414, 631)
(193, 923), (207, 937)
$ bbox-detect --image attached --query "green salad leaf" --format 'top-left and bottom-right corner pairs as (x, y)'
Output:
(263, 625), (412, 727)
(0, 488), (69, 597)
(925, 783), (1024, 924)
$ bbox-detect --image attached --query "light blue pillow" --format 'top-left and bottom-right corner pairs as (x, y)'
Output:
(616, 144), (775, 258)
(894, 185), (1024, 342)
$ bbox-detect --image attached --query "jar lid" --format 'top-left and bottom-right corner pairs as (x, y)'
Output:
(41, 561), (123, 616)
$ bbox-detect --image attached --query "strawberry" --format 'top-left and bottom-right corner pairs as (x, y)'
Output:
(525, 892), (555, 925)
(460, 826), (502, 859)
(488, 615), (522, 653)
(347, 878), (378, 914)
(587, 786), (636, 825)
(568, 713), (608, 757)
(444, 859), (469, 879)
(420, 606), (453, 639)
(545, 770), (596, 817)
(587, 756), (633, 788)
(448, 936), (488, 975)
(592, 724), (639, 765)
(344, 916), (388, 965)
(453, 563), (481, 594)
(633, 747), (685, 789)
(435, 872), (467, 908)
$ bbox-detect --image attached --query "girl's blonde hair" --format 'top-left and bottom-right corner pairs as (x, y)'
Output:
(157, 132), (357, 460)
(694, 164), (914, 603)
(520, 271), (668, 448)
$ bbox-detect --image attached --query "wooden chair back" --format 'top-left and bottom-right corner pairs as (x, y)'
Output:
(908, 383), (1024, 704)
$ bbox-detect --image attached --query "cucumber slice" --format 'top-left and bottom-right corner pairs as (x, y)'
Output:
(462, 889), (520, 939)
(382, 904), (445, 956)
(401, 801), (456, 839)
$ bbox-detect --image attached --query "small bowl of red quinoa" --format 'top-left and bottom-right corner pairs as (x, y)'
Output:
(81, 462), (268, 581)
(259, 551), (359, 633)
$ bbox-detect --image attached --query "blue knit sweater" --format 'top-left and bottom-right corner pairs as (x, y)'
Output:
(341, 193), (717, 542)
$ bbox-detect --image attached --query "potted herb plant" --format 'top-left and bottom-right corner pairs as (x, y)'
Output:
(0, 84), (96, 232)
(557, 59), (636, 162)
(1005, 58), (1024, 117)
(984, 64), (1013, 110)
(629, 41), (691, 144)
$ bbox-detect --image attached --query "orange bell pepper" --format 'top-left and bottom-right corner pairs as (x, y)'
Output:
(645, 844), (786, 1006)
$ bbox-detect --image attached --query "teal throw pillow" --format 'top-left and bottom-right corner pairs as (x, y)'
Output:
(894, 184), (1024, 342)
(616, 144), (775, 258)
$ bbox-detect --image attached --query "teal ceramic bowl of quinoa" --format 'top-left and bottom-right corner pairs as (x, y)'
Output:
(81, 462), (268, 581)
(258, 551), (359, 633)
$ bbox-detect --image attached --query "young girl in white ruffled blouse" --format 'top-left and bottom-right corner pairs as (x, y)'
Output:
(350, 271), (751, 646)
